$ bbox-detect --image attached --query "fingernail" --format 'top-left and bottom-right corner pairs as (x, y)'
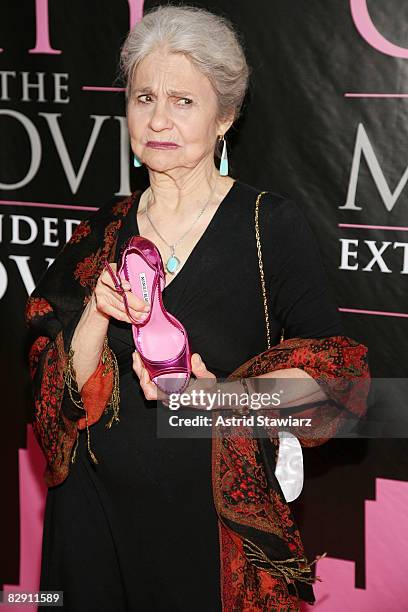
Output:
(196, 354), (202, 364)
(144, 304), (150, 312)
(139, 313), (148, 321)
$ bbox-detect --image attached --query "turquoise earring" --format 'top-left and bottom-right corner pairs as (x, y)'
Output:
(133, 154), (142, 168)
(219, 135), (228, 176)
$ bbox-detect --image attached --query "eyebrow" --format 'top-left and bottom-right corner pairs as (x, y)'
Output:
(132, 87), (194, 97)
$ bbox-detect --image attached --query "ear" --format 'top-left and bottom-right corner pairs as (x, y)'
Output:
(216, 111), (235, 139)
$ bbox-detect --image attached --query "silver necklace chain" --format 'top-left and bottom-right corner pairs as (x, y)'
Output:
(143, 176), (219, 273)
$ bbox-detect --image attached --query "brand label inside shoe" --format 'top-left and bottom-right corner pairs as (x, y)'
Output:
(139, 273), (150, 303)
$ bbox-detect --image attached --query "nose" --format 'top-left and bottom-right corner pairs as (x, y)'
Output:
(148, 98), (173, 132)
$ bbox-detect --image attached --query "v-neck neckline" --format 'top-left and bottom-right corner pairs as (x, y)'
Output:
(131, 178), (239, 292)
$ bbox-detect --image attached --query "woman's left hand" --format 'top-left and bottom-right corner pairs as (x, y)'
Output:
(132, 350), (217, 405)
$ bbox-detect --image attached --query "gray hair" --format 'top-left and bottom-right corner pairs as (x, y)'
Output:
(120, 4), (250, 125)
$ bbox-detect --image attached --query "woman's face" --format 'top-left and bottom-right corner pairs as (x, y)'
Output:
(127, 48), (231, 173)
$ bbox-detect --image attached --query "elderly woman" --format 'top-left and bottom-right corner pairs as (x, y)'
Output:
(26, 5), (370, 612)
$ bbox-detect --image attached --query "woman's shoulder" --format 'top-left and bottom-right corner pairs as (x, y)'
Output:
(234, 179), (306, 223)
(81, 190), (141, 227)
(62, 190), (141, 249)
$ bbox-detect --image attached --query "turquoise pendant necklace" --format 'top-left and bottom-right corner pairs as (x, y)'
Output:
(144, 176), (219, 275)
(166, 246), (180, 274)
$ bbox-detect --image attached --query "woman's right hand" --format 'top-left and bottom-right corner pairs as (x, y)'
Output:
(71, 263), (151, 390)
(93, 263), (150, 324)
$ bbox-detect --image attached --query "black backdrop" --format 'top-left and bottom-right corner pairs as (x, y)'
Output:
(1, 0), (408, 596)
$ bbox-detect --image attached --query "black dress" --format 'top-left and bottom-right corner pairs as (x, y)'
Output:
(39, 179), (344, 611)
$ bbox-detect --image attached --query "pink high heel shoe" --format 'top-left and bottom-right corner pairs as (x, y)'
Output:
(104, 236), (191, 395)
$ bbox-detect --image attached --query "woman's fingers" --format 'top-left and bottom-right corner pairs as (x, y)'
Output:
(132, 351), (142, 377)
(191, 353), (216, 382)
(94, 295), (145, 324)
(100, 267), (149, 311)
(132, 352), (159, 400)
(132, 352), (172, 404)
(172, 353), (217, 410)
(133, 352), (218, 406)
(124, 291), (150, 314)
(95, 268), (150, 323)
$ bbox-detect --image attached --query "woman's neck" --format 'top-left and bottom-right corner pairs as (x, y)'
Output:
(145, 162), (221, 215)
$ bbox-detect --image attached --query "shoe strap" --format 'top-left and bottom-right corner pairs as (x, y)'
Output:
(103, 260), (141, 325)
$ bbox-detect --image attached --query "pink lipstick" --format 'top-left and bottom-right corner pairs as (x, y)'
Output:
(146, 141), (180, 149)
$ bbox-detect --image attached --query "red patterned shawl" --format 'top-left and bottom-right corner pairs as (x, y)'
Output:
(214, 336), (370, 610)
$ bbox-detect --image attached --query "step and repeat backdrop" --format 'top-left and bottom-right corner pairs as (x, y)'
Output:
(1, 1), (408, 609)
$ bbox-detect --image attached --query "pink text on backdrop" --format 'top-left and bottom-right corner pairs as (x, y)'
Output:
(0, 0), (145, 55)
(350, 0), (408, 58)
